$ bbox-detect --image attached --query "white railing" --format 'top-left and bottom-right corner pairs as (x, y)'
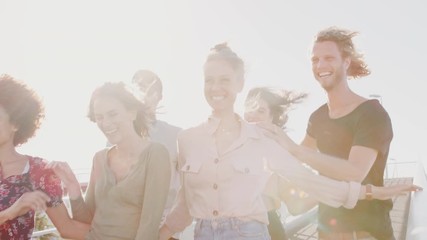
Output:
(31, 228), (58, 239)
(283, 206), (318, 237)
(405, 162), (427, 240)
(385, 159), (418, 179)
(31, 196), (71, 240)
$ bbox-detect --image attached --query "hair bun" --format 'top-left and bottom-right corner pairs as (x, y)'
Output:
(205, 42), (244, 78)
(211, 42), (229, 52)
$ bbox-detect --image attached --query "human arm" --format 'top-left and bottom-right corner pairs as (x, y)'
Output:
(279, 177), (421, 215)
(276, 156), (420, 207)
(0, 191), (50, 224)
(46, 154), (101, 223)
(134, 144), (171, 239)
(159, 139), (194, 240)
(368, 183), (422, 200)
(0, 210), (11, 224)
(277, 177), (318, 215)
(268, 103), (395, 182)
(266, 139), (421, 208)
(260, 123), (377, 182)
(300, 134), (317, 150)
(159, 225), (174, 240)
(45, 161), (82, 200)
(46, 203), (90, 239)
(295, 137), (377, 182)
(159, 224), (175, 240)
(268, 145), (360, 208)
(69, 154), (101, 224)
(159, 186), (193, 240)
(39, 161), (90, 239)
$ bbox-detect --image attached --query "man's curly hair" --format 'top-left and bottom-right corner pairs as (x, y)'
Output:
(315, 26), (371, 79)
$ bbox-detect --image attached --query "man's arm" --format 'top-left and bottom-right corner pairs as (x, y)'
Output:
(300, 134), (317, 150)
(297, 134), (376, 182)
(261, 123), (377, 183)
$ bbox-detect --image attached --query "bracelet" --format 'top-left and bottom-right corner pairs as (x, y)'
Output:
(365, 184), (373, 200)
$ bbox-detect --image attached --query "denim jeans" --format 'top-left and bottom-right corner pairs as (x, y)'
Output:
(194, 218), (271, 240)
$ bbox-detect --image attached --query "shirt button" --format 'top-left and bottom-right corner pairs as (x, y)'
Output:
(214, 158), (219, 164)
(213, 210), (218, 216)
(244, 167), (249, 173)
(213, 183), (218, 189)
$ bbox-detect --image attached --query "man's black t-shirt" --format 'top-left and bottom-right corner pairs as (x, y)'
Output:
(307, 99), (394, 239)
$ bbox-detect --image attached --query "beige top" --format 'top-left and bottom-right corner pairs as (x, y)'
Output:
(164, 116), (361, 233)
(148, 120), (182, 239)
(148, 120), (182, 219)
(71, 143), (170, 240)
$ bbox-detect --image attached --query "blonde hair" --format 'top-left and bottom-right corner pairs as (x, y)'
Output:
(205, 42), (245, 80)
(314, 26), (370, 79)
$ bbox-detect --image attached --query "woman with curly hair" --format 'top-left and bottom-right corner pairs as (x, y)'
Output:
(0, 74), (90, 239)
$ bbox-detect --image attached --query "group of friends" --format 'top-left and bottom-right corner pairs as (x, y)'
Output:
(0, 26), (422, 240)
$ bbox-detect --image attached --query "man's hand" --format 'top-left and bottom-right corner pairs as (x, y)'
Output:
(257, 122), (298, 152)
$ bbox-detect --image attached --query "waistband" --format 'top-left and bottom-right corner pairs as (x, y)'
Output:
(319, 230), (375, 240)
(195, 217), (265, 230)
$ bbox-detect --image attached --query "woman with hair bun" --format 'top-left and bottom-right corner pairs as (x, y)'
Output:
(159, 43), (420, 240)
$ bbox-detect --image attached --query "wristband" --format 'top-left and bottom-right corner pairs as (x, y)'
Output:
(366, 184), (373, 200)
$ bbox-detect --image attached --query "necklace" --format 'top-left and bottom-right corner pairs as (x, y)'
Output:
(217, 123), (240, 135)
(219, 128), (233, 135)
(216, 115), (241, 135)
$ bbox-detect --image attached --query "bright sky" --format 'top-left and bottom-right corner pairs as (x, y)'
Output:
(1, 0), (426, 173)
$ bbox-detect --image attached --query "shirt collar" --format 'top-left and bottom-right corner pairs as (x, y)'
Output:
(204, 114), (262, 140)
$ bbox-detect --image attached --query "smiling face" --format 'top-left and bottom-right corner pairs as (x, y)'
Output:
(203, 60), (244, 114)
(244, 97), (273, 124)
(311, 41), (350, 91)
(92, 96), (137, 145)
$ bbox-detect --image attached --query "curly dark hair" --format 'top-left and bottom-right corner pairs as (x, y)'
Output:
(314, 26), (371, 79)
(87, 82), (149, 137)
(0, 74), (45, 146)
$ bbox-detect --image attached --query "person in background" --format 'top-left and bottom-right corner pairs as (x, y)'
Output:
(244, 87), (317, 240)
(47, 81), (171, 239)
(0, 74), (90, 239)
(158, 43), (420, 240)
(131, 69), (182, 240)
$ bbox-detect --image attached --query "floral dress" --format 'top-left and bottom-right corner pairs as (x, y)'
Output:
(0, 156), (63, 240)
